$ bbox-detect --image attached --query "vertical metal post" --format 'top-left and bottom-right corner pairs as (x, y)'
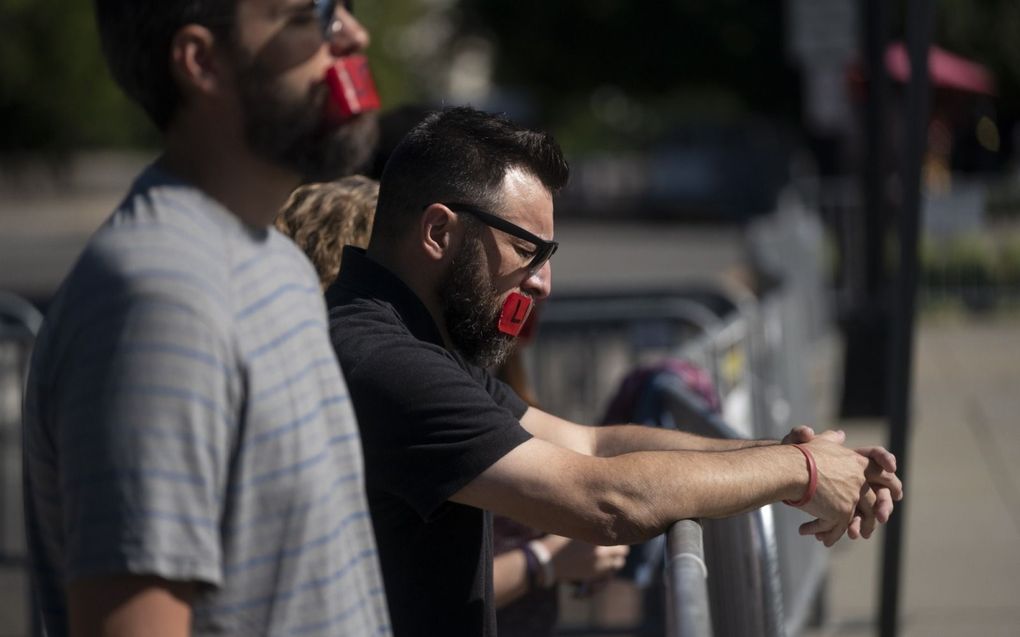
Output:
(840, 0), (892, 420)
(863, 0), (890, 297)
(0, 293), (44, 636)
(664, 519), (713, 637)
(879, 1), (935, 636)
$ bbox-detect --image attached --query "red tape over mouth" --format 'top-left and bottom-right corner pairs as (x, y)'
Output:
(498, 292), (534, 336)
(323, 55), (381, 126)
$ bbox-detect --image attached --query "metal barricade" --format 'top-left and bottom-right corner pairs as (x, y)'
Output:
(748, 204), (839, 634)
(528, 286), (736, 426)
(532, 287), (736, 636)
(0, 292), (42, 568)
(664, 519), (712, 637)
(656, 357), (787, 637)
(534, 282), (832, 637)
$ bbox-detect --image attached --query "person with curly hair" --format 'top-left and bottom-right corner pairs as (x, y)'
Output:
(277, 175), (380, 289)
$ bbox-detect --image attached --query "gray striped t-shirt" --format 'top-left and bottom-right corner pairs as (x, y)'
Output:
(22, 164), (391, 636)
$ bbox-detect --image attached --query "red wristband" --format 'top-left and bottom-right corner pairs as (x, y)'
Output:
(783, 443), (818, 507)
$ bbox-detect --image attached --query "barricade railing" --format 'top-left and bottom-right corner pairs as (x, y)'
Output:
(748, 205), (838, 634)
(664, 519), (712, 637)
(0, 292), (43, 569)
(532, 287), (738, 636)
(657, 355), (787, 637)
(530, 285), (738, 427)
(534, 282), (830, 637)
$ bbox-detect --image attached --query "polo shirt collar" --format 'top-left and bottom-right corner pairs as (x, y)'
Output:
(329, 246), (446, 348)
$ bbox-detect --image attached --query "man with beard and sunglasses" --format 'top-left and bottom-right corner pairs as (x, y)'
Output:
(326, 107), (903, 637)
(21, 1), (391, 635)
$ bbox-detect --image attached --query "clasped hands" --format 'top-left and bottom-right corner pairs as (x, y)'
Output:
(781, 425), (903, 547)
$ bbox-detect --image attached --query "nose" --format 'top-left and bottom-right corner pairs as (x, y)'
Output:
(521, 261), (552, 301)
(328, 6), (371, 57)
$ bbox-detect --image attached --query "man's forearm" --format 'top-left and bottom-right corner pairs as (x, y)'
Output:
(452, 436), (809, 546)
(593, 423), (778, 457)
(585, 443), (807, 543)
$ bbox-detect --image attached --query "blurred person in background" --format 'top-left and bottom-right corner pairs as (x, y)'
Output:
(326, 106), (903, 637)
(277, 175), (379, 289)
(277, 173), (630, 637)
(20, 1), (391, 635)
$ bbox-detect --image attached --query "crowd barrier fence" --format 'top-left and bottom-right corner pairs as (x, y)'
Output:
(531, 228), (834, 637)
(0, 292), (41, 569)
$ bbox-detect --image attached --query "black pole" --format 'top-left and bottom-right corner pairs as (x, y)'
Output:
(840, 0), (893, 420)
(863, 0), (890, 297)
(879, 1), (935, 636)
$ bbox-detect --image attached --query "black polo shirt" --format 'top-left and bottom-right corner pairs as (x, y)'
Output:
(326, 247), (532, 637)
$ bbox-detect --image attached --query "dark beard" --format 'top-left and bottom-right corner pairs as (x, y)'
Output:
(440, 237), (519, 369)
(234, 58), (378, 181)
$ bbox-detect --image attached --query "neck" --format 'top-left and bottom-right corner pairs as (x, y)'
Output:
(366, 242), (454, 348)
(160, 116), (300, 228)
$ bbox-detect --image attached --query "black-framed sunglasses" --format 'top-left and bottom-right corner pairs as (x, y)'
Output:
(443, 202), (558, 275)
(314, 0), (354, 40)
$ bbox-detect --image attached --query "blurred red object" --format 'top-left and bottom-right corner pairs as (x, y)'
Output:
(323, 55), (381, 127)
(848, 42), (996, 96)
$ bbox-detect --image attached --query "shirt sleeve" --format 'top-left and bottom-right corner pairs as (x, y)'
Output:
(464, 359), (529, 419)
(49, 276), (237, 587)
(346, 341), (531, 521)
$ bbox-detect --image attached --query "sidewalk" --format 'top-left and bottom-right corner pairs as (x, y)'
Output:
(806, 317), (1020, 637)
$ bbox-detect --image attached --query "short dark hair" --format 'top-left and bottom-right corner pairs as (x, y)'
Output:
(372, 107), (569, 241)
(93, 0), (235, 131)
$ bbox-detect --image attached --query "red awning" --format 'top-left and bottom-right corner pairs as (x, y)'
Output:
(884, 42), (996, 95)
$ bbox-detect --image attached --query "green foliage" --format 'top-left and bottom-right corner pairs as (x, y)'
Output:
(919, 231), (1020, 312)
(353, 0), (433, 108)
(456, 0), (799, 150)
(1001, 236), (1020, 287)
(0, 0), (156, 151)
(0, 0), (435, 153)
(921, 231), (1020, 289)
(944, 234), (997, 286)
(6, 1), (1020, 152)
(986, 174), (1020, 221)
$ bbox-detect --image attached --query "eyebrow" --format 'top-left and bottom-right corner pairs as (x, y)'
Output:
(277, 0), (318, 16)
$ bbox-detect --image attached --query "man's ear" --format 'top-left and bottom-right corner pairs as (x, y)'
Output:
(169, 25), (227, 99)
(420, 204), (456, 263)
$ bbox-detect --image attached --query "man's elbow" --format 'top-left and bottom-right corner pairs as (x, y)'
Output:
(583, 490), (665, 546)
